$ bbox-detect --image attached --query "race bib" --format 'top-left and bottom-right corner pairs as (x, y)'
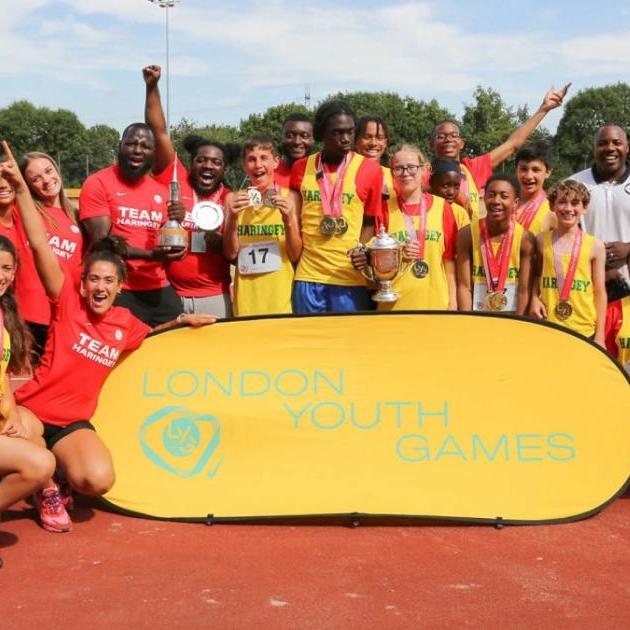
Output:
(473, 283), (517, 312)
(238, 241), (281, 275)
(191, 231), (207, 254)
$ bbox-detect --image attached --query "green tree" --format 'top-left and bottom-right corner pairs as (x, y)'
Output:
(555, 83), (630, 173)
(327, 91), (454, 158)
(170, 118), (240, 154)
(460, 86), (553, 175)
(462, 87), (519, 157)
(82, 124), (119, 182)
(238, 103), (311, 142)
(0, 100), (93, 187)
(0, 100), (44, 151)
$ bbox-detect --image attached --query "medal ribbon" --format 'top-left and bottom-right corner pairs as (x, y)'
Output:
(316, 153), (351, 217)
(553, 229), (583, 302)
(398, 194), (428, 260)
(515, 191), (546, 230)
(479, 218), (515, 293)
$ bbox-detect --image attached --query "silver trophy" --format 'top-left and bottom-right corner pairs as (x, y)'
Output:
(159, 156), (188, 248)
(359, 226), (405, 302)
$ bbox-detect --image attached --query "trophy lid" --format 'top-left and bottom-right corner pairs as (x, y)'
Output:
(370, 225), (399, 250)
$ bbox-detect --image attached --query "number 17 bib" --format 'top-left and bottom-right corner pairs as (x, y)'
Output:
(238, 240), (282, 275)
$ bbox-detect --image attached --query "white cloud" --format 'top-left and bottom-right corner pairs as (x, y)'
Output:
(2, 0), (630, 131)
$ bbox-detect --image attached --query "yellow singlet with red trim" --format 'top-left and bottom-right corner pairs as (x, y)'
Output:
(233, 187), (293, 316)
(615, 297), (630, 373)
(517, 197), (552, 235)
(451, 202), (470, 230)
(461, 163), (482, 219)
(382, 166), (394, 197)
(296, 153), (366, 286)
(471, 218), (524, 312)
(540, 230), (596, 337)
(381, 194), (451, 310)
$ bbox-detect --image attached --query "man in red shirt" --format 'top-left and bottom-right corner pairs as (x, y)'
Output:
(143, 64), (235, 318)
(79, 123), (185, 325)
(275, 114), (314, 189)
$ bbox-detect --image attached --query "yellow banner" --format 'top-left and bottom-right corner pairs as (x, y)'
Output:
(93, 313), (630, 523)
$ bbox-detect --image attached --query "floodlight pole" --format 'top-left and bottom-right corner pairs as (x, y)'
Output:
(148, 0), (177, 131)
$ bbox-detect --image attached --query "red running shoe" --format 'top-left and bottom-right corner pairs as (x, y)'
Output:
(33, 486), (72, 533)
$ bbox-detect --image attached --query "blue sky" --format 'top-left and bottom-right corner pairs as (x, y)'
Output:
(2, 1), (629, 134)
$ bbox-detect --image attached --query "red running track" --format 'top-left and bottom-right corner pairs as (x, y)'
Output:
(2, 493), (630, 629)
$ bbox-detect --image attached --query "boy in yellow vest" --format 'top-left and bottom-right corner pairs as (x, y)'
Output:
(223, 136), (302, 316)
(514, 142), (555, 234)
(456, 174), (536, 314)
(290, 100), (384, 313)
(530, 180), (606, 345)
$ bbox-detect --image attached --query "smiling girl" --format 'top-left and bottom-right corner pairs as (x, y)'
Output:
(19, 152), (83, 356)
(0, 233), (55, 536)
(0, 141), (215, 532)
(351, 144), (461, 310)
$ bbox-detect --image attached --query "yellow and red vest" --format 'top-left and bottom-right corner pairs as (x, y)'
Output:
(296, 152), (367, 286)
(540, 230), (596, 337)
(380, 194), (452, 310)
(234, 186), (293, 316)
(471, 219), (524, 312)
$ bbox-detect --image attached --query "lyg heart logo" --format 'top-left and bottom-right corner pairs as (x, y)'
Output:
(139, 406), (223, 478)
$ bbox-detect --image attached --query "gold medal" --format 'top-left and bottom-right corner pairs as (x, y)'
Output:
(485, 291), (508, 311)
(555, 301), (573, 320)
(262, 189), (276, 208)
(319, 216), (337, 236)
(412, 259), (429, 279)
(334, 216), (349, 235)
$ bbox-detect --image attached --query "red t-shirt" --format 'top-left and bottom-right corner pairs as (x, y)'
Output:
(0, 211), (41, 324)
(16, 206), (83, 325)
(290, 153), (385, 222)
(422, 153), (493, 191)
(0, 212), (20, 246)
(2, 206), (82, 326)
(154, 159), (231, 297)
(605, 300), (623, 358)
(15, 277), (151, 426)
(274, 159), (292, 190)
(79, 165), (169, 291)
(461, 153), (493, 190)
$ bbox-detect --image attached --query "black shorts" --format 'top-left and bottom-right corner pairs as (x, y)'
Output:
(115, 285), (182, 327)
(43, 421), (95, 450)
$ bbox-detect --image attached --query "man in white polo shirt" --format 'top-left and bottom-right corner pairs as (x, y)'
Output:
(570, 123), (630, 299)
